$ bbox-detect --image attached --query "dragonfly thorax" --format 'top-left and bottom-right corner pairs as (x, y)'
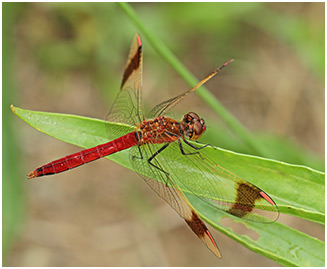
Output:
(181, 112), (206, 141)
(137, 116), (183, 144)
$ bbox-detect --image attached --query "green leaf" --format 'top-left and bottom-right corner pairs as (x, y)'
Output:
(11, 105), (325, 266)
(189, 193), (324, 267)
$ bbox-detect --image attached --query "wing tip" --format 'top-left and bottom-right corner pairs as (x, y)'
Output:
(137, 35), (142, 47)
(135, 33), (142, 47)
(205, 230), (222, 258)
(185, 210), (222, 259)
(259, 191), (275, 206)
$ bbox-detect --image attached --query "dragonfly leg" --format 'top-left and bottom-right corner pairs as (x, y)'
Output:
(179, 140), (201, 157)
(147, 144), (171, 184)
(132, 145), (144, 160)
(183, 138), (211, 150)
(132, 145), (170, 182)
(195, 140), (216, 150)
(180, 140), (209, 157)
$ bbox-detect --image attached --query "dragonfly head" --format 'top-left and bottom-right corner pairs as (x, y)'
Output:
(181, 112), (206, 141)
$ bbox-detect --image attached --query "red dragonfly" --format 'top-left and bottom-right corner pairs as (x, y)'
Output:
(28, 34), (278, 258)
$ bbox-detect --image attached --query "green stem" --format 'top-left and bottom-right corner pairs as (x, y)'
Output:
(118, 2), (269, 157)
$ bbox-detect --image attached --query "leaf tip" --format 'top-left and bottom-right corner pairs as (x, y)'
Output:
(10, 104), (16, 113)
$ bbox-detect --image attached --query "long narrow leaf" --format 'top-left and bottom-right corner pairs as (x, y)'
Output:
(11, 105), (325, 266)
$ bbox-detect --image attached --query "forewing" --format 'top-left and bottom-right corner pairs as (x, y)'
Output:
(107, 34), (144, 127)
(151, 58), (234, 117)
(129, 144), (222, 258)
(154, 141), (279, 223)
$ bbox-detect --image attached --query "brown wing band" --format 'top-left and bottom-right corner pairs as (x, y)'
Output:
(227, 183), (262, 218)
(121, 45), (142, 89)
(185, 210), (208, 238)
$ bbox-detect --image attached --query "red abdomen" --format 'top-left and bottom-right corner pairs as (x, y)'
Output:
(28, 132), (138, 178)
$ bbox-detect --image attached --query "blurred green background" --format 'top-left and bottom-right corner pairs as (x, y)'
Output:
(3, 2), (324, 266)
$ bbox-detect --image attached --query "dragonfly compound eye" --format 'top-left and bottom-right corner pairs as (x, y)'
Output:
(190, 118), (206, 140)
(182, 113), (206, 140)
(182, 112), (199, 124)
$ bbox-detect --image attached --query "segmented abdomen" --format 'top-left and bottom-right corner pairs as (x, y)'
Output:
(28, 132), (138, 178)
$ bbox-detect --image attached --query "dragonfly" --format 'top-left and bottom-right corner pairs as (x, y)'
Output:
(28, 34), (279, 258)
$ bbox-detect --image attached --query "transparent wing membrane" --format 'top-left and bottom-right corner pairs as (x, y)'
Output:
(131, 140), (278, 224)
(129, 144), (222, 258)
(151, 58), (234, 117)
(107, 34), (144, 127)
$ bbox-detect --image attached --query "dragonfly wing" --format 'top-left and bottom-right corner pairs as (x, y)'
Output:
(157, 141), (279, 223)
(129, 144), (222, 258)
(107, 34), (144, 127)
(151, 58), (234, 117)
